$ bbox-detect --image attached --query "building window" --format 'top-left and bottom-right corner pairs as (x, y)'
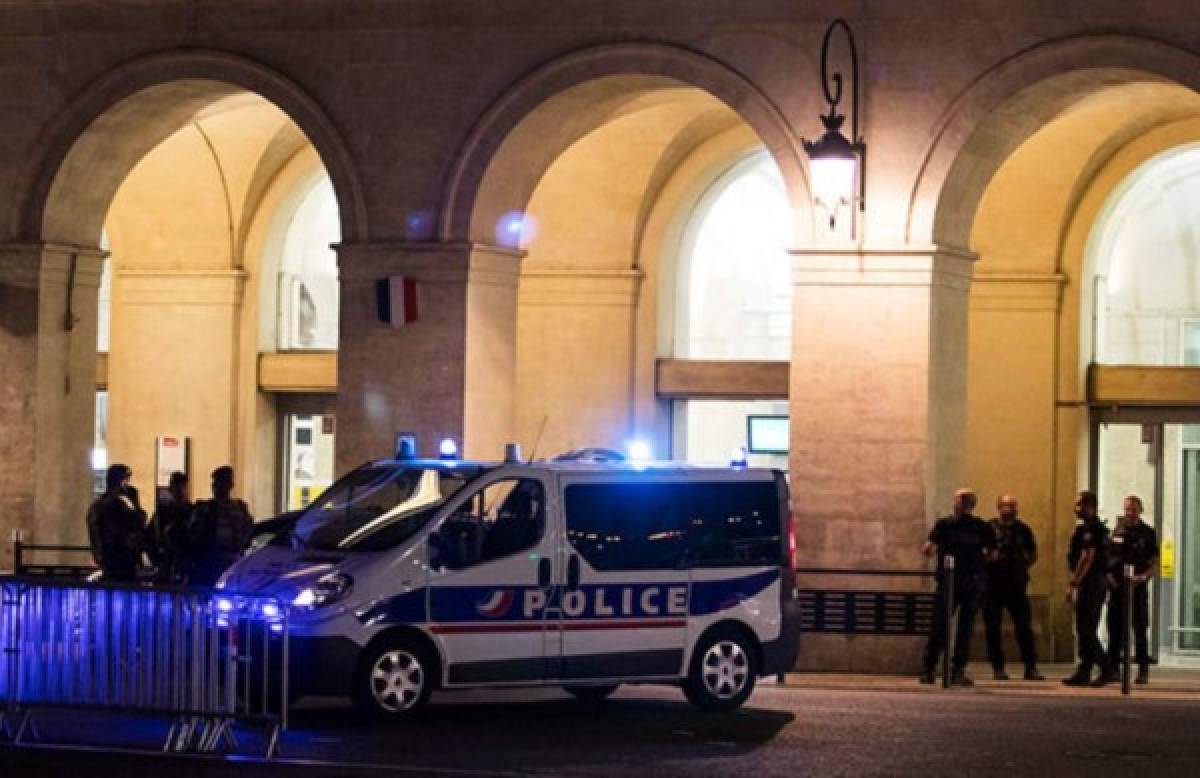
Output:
(282, 413), (335, 511)
(278, 176), (340, 350)
(673, 399), (789, 469)
(1092, 145), (1200, 365)
(667, 150), (792, 465)
(676, 151), (792, 360)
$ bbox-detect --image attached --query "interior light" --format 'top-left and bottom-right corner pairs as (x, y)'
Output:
(439, 438), (459, 460)
(730, 446), (749, 468)
(627, 440), (652, 462)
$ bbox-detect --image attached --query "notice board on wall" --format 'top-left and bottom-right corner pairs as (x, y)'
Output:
(155, 435), (190, 489)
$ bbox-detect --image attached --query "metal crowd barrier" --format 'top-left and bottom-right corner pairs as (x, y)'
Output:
(0, 576), (289, 757)
(11, 540), (97, 580)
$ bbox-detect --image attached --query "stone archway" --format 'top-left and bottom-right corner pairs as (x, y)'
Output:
(11, 48), (367, 247)
(907, 33), (1200, 251)
(0, 50), (368, 560)
(910, 34), (1200, 662)
(439, 42), (812, 247)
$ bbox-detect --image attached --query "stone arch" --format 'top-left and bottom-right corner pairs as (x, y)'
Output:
(11, 48), (368, 246)
(908, 34), (1200, 249)
(439, 42), (811, 245)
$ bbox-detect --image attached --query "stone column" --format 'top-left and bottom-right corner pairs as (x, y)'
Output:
(335, 242), (522, 468)
(0, 243), (104, 566)
(515, 268), (643, 457)
(107, 269), (247, 504)
(789, 245), (975, 672)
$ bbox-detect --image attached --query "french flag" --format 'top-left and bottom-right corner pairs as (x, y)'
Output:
(376, 276), (419, 327)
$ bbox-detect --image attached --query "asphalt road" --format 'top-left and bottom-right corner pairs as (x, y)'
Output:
(3, 682), (1200, 777)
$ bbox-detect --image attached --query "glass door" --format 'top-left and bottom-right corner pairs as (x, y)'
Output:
(1095, 415), (1200, 664)
(1095, 421), (1163, 661)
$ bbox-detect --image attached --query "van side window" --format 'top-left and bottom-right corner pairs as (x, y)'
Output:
(564, 483), (687, 571)
(436, 479), (545, 570)
(684, 483), (782, 566)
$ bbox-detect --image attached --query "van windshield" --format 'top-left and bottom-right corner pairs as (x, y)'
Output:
(293, 464), (477, 551)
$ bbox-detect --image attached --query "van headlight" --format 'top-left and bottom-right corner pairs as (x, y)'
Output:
(293, 573), (354, 610)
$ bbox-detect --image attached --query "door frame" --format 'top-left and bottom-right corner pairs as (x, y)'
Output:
(1090, 406), (1200, 664)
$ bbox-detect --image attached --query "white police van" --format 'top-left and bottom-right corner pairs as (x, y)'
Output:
(221, 446), (799, 716)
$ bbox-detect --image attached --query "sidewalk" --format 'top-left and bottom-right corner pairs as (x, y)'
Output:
(778, 662), (1200, 700)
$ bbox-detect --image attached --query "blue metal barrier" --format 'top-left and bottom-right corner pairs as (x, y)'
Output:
(0, 576), (289, 757)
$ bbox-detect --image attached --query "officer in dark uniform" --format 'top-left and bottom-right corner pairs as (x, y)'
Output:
(188, 465), (254, 586)
(1104, 494), (1159, 685)
(1063, 490), (1115, 686)
(148, 471), (193, 583)
(984, 494), (1044, 681)
(84, 463), (148, 582)
(920, 488), (997, 686)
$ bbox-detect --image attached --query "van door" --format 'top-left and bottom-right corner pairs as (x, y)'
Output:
(556, 479), (690, 681)
(427, 474), (555, 685)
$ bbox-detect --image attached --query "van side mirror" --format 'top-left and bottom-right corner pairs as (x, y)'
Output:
(428, 531), (446, 571)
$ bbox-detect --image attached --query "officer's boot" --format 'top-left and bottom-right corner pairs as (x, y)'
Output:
(992, 665), (1010, 681)
(1091, 660), (1119, 687)
(1023, 665), (1046, 681)
(1061, 666), (1092, 686)
(950, 667), (974, 687)
(1135, 664), (1149, 685)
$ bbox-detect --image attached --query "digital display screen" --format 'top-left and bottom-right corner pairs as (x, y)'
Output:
(747, 415), (789, 455)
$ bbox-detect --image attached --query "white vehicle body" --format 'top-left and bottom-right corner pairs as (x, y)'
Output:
(221, 457), (799, 712)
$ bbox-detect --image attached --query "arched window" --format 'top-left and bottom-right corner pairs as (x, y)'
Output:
(676, 151), (792, 360)
(670, 150), (792, 468)
(278, 175), (340, 350)
(1092, 145), (1200, 366)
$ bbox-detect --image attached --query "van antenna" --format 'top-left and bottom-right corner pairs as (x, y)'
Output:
(528, 416), (549, 463)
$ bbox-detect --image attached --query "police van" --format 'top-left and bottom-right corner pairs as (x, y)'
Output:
(221, 445), (799, 716)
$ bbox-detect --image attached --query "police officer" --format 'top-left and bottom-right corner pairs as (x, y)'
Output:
(920, 488), (997, 686)
(188, 465), (254, 586)
(85, 463), (148, 582)
(1063, 490), (1116, 686)
(984, 494), (1044, 681)
(1104, 494), (1159, 685)
(148, 471), (193, 583)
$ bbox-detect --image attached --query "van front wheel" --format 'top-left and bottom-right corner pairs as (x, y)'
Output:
(353, 637), (434, 718)
(683, 631), (757, 712)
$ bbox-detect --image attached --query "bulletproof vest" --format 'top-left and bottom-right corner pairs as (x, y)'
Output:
(1067, 519), (1108, 576)
(198, 499), (249, 554)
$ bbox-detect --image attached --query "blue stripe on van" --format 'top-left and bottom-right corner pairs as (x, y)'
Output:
(356, 568), (779, 626)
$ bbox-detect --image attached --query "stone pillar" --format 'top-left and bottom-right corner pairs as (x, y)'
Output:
(515, 268), (643, 457)
(335, 242), (522, 469)
(0, 243), (104, 567)
(789, 245), (975, 672)
(107, 269), (247, 504)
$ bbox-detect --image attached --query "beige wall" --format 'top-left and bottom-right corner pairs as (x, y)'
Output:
(102, 98), (317, 514)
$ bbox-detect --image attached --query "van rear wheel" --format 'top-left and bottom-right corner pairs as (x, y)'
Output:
(564, 684), (619, 702)
(353, 636), (434, 718)
(683, 630), (757, 712)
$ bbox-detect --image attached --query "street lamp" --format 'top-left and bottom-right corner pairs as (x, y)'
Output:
(803, 18), (866, 232)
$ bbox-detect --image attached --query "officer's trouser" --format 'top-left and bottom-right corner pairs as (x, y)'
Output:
(984, 580), (1037, 670)
(1106, 581), (1151, 667)
(924, 583), (978, 672)
(1074, 581), (1111, 674)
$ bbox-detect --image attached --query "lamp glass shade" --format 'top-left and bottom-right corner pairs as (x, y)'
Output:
(808, 155), (857, 210)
